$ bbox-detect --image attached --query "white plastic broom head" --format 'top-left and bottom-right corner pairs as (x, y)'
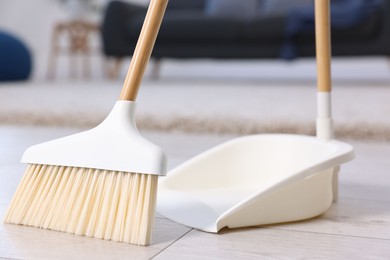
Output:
(22, 101), (166, 176)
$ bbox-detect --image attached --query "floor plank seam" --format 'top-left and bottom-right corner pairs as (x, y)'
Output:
(340, 197), (390, 204)
(0, 257), (23, 260)
(150, 228), (193, 259)
(264, 226), (390, 241)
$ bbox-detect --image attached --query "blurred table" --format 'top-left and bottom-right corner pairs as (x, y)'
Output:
(47, 20), (100, 79)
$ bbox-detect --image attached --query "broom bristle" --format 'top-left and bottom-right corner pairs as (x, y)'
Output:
(4, 164), (158, 246)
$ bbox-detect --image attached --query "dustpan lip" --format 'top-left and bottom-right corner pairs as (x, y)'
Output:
(163, 133), (354, 180)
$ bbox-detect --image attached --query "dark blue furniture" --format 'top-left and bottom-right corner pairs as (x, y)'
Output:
(101, 0), (390, 60)
(0, 31), (32, 82)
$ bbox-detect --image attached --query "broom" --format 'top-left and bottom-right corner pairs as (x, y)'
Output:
(4, 0), (169, 246)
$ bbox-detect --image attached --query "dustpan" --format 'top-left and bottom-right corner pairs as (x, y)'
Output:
(157, 0), (355, 232)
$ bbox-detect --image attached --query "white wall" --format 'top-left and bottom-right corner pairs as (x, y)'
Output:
(0, 0), (69, 80)
(0, 0), (147, 80)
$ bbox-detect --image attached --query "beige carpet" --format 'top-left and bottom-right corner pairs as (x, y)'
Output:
(1, 79), (390, 140)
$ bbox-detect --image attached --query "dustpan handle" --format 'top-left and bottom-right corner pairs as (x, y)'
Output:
(315, 0), (332, 93)
(315, 0), (333, 141)
(119, 0), (169, 101)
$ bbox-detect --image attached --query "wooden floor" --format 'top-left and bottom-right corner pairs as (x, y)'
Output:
(0, 126), (389, 259)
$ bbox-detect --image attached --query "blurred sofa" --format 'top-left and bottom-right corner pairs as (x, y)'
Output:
(101, 0), (390, 70)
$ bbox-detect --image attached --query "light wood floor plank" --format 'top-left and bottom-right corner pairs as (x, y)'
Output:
(0, 204), (191, 260)
(268, 198), (390, 240)
(1, 127), (390, 259)
(154, 228), (390, 260)
(339, 140), (390, 202)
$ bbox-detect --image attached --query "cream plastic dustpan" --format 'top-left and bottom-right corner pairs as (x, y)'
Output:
(157, 0), (355, 233)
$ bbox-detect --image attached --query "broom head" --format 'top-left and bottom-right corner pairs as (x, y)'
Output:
(4, 101), (166, 245)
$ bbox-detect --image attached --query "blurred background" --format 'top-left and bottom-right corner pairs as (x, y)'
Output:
(0, 0), (389, 82)
(0, 0), (390, 139)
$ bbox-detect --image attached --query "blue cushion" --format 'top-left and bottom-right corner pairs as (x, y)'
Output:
(205, 0), (260, 18)
(0, 31), (32, 82)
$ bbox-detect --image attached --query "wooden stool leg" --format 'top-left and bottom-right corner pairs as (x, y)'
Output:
(103, 57), (110, 78)
(108, 58), (123, 79)
(69, 55), (77, 79)
(83, 53), (90, 79)
(151, 58), (162, 80)
(47, 52), (57, 80)
(47, 28), (59, 80)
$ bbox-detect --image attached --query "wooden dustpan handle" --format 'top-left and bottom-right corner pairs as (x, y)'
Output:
(119, 0), (169, 101)
(315, 0), (332, 93)
(315, 0), (334, 141)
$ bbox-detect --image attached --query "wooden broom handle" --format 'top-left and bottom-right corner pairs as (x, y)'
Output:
(119, 0), (169, 101)
(315, 0), (332, 93)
